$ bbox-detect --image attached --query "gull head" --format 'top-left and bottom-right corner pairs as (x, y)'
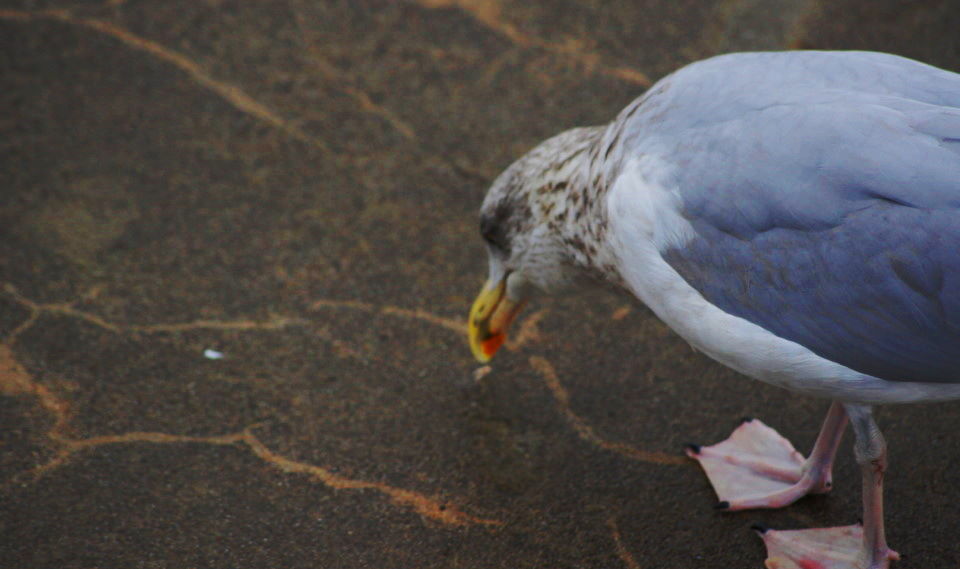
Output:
(467, 126), (613, 362)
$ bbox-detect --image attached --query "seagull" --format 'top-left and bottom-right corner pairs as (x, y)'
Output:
(466, 50), (960, 569)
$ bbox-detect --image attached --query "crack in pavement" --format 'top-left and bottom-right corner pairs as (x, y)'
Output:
(0, 9), (330, 150)
(0, 344), (501, 527)
(5, 284), (682, 471)
(292, 7), (418, 143)
(607, 515), (642, 569)
(414, 0), (652, 86)
(0, 6), (499, 187)
(310, 298), (466, 335)
(529, 356), (688, 466)
(2, 283), (308, 342)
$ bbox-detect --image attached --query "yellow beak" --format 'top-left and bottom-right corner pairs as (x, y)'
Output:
(468, 278), (525, 362)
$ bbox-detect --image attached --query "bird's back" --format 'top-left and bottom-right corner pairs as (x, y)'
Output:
(614, 51), (960, 384)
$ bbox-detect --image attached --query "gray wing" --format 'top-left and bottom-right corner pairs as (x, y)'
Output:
(625, 51), (960, 383)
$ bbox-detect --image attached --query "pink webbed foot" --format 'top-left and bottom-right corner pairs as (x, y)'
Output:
(685, 418), (835, 510)
(756, 524), (900, 569)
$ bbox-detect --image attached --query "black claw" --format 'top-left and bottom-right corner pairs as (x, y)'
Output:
(740, 416), (755, 424)
(714, 501), (730, 510)
(750, 523), (769, 534)
(684, 443), (701, 454)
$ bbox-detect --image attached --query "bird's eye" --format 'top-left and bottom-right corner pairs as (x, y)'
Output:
(481, 227), (498, 247)
(479, 208), (511, 254)
(479, 216), (500, 248)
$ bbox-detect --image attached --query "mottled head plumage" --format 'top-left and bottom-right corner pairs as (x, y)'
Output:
(477, 125), (624, 295)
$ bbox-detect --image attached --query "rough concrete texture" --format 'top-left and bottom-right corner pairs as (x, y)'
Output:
(2, 1), (960, 567)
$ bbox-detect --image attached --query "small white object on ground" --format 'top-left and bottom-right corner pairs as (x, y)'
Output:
(473, 365), (492, 381)
(203, 349), (224, 360)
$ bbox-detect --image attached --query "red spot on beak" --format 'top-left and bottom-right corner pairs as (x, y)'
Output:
(481, 331), (506, 358)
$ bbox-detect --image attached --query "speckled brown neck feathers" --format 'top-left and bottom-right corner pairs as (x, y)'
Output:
(529, 125), (627, 288)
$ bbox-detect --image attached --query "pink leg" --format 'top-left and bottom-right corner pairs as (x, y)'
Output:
(848, 404), (899, 568)
(686, 402), (848, 510)
(754, 404), (900, 569)
(801, 401), (849, 495)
